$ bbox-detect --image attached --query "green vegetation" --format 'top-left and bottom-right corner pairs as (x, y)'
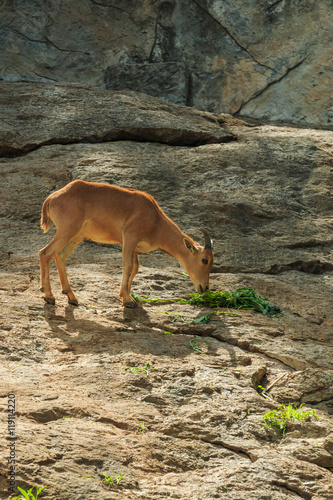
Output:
(186, 289), (281, 316)
(189, 337), (216, 353)
(13, 485), (46, 500)
(193, 310), (241, 323)
(125, 362), (156, 376)
(102, 471), (127, 485)
(137, 420), (146, 433)
(132, 288), (281, 317)
(152, 310), (192, 324)
(262, 403), (320, 435)
(257, 384), (267, 395)
(131, 293), (172, 304)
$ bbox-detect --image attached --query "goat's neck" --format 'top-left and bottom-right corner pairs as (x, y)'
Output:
(158, 218), (191, 270)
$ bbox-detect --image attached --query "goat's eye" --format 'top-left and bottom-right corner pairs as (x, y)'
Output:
(202, 258), (208, 265)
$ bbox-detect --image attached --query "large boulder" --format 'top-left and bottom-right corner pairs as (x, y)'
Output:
(0, 82), (235, 156)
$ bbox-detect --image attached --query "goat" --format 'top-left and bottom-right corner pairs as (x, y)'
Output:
(39, 180), (214, 307)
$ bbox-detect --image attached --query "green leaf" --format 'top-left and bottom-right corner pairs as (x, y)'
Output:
(193, 313), (212, 324)
(16, 488), (31, 500)
(189, 339), (203, 352)
(35, 486), (47, 498)
(189, 337), (215, 352)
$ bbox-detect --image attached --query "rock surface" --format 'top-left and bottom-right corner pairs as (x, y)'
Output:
(105, 62), (190, 106)
(0, 0), (332, 127)
(0, 82), (235, 157)
(0, 84), (332, 499)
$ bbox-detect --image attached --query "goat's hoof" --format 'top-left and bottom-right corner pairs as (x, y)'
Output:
(68, 298), (79, 307)
(124, 301), (137, 308)
(43, 296), (55, 305)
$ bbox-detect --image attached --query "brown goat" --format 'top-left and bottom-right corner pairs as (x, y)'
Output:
(39, 180), (214, 307)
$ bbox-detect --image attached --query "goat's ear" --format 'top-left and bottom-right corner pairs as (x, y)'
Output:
(183, 238), (195, 253)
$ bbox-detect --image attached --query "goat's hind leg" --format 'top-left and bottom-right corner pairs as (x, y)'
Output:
(55, 234), (84, 306)
(39, 233), (72, 305)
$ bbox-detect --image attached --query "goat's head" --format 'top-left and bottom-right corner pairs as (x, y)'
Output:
(183, 228), (214, 293)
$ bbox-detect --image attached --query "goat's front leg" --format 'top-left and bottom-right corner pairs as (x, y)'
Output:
(119, 239), (138, 308)
(55, 234), (84, 306)
(128, 252), (139, 291)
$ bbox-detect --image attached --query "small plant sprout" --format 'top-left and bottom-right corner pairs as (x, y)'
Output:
(137, 420), (146, 433)
(262, 403), (320, 435)
(189, 337), (216, 353)
(125, 362), (157, 376)
(193, 310), (241, 324)
(13, 485), (47, 500)
(257, 384), (267, 394)
(152, 310), (192, 324)
(102, 471), (127, 485)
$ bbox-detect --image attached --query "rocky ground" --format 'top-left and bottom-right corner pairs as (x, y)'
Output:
(0, 83), (332, 499)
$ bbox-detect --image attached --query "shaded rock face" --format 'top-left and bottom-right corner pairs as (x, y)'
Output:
(0, 84), (333, 499)
(105, 62), (191, 106)
(0, 82), (235, 157)
(1, 0), (332, 127)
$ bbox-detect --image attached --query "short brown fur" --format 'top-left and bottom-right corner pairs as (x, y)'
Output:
(39, 180), (214, 307)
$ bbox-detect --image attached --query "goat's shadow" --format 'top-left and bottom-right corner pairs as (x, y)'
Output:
(41, 299), (239, 364)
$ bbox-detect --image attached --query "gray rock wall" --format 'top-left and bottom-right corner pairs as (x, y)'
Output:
(1, 0), (332, 127)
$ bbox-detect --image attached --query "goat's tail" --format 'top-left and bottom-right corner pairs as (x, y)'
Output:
(40, 199), (51, 234)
